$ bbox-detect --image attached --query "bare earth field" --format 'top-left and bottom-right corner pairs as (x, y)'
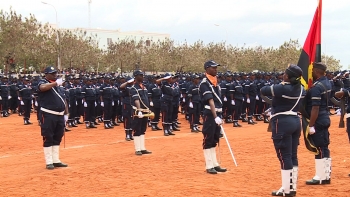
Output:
(0, 113), (349, 197)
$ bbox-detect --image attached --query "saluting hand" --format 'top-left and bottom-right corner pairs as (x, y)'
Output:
(335, 91), (344, 98)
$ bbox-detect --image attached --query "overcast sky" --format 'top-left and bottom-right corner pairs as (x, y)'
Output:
(1, 0), (349, 69)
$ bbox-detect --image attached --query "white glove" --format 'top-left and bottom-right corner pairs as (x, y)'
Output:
(138, 111), (144, 118)
(182, 98), (185, 102)
(32, 95), (35, 98)
(56, 78), (63, 86)
(189, 102), (193, 108)
(20, 100), (24, 105)
(8, 96), (11, 99)
(231, 100), (235, 105)
(75, 101), (78, 105)
(101, 102), (104, 107)
(242, 98), (244, 102)
(262, 99), (265, 103)
(82, 100), (84, 104)
(246, 98), (250, 103)
(84, 102), (87, 107)
(180, 94), (183, 98)
(127, 78), (134, 83)
(18, 97), (21, 100)
(112, 101), (114, 106)
(309, 126), (316, 135)
(150, 101), (154, 106)
(95, 102), (97, 106)
(35, 101), (38, 106)
(215, 116), (223, 125)
(64, 115), (68, 122)
(224, 97), (227, 101)
(118, 100), (120, 105)
(31, 100), (33, 105)
(256, 95), (259, 100)
(0, 96), (2, 100)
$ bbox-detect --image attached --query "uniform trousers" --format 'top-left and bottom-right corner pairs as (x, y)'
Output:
(202, 113), (221, 149)
(40, 112), (65, 147)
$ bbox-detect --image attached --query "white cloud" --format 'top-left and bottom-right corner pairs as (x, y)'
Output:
(250, 22), (291, 35)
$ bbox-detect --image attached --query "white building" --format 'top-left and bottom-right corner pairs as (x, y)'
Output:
(63, 27), (170, 49)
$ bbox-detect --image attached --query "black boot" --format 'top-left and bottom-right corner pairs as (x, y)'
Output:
(76, 119), (83, 124)
(104, 123), (111, 129)
(129, 130), (134, 140)
(256, 115), (263, 121)
(233, 121), (242, 127)
(89, 122), (97, 128)
(125, 130), (131, 141)
(85, 123), (90, 129)
(151, 123), (158, 131)
(46, 164), (55, 170)
(264, 115), (270, 123)
(191, 125), (199, 133)
(241, 117), (248, 122)
(112, 121), (120, 126)
(206, 168), (218, 174)
(53, 162), (68, 167)
(155, 124), (162, 130)
(71, 120), (78, 127)
(248, 117), (255, 125)
(108, 122), (114, 128)
(163, 125), (170, 136)
(172, 123), (180, 131)
(65, 127), (71, 132)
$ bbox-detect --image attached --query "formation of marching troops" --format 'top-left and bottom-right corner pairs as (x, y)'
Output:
(0, 69), (344, 138)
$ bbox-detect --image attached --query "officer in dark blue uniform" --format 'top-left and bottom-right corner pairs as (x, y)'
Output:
(74, 76), (84, 124)
(120, 76), (135, 141)
(100, 75), (114, 129)
(261, 65), (304, 196)
(148, 75), (163, 131)
(187, 74), (202, 132)
(82, 77), (97, 129)
(245, 73), (258, 125)
(129, 70), (152, 156)
(38, 66), (68, 170)
(66, 76), (77, 128)
(157, 73), (175, 136)
(0, 76), (11, 117)
(199, 60), (227, 175)
(111, 77), (121, 126)
(18, 78), (33, 125)
(170, 75), (181, 131)
(9, 77), (19, 114)
(232, 74), (244, 127)
(305, 62), (332, 185)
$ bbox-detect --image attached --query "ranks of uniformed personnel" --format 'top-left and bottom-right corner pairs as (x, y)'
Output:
(18, 78), (33, 125)
(304, 62), (332, 185)
(0, 76), (11, 117)
(157, 73), (176, 136)
(9, 78), (19, 114)
(65, 76), (78, 128)
(82, 77), (97, 129)
(129, 70), (152, 155)
(38, 66), (68, 170)
(74, 76), (84, 124)
(170, 75), (181, 131)
(199, 60), (227, 174)
(244, 73), (258, 125)
(148, 75), (163, 131)
(187, 74), (202, 132)
(111, 78), (121, 126)
(231, 74), (244, 127)
(120, 76), (135, 141)
(100, 75), (114, 129)
(261, 64), (304, 196)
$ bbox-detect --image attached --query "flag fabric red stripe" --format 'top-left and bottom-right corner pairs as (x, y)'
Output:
(297, 0), (322, 90)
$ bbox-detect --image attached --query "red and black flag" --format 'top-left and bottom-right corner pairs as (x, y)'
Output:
(297, 0), (322, 155)
(297, 0), (322, 89)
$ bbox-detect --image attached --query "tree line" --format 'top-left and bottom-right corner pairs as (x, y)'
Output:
(0, 9), (342, 75)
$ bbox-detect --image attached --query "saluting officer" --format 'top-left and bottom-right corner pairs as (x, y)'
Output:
(38, 66), (68, 170)
(18, 78), (33, 125)
(305, 62), (332, 185)
(120, 76), (135, 141)
(129, 70), (152, 155)
(148, 75), (163, 131)
(157, 73), (175, 136)
(199, 60), (227, 174)
(261, 64), (305, 196)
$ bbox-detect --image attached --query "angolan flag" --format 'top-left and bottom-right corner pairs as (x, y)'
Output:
(297, 0), (322, 89)
(298, 0), (322, 155)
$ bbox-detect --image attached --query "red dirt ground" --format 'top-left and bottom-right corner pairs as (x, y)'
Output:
(1, 112), (350, 197)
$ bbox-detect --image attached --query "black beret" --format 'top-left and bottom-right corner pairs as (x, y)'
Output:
(313, 62), (327, 71)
